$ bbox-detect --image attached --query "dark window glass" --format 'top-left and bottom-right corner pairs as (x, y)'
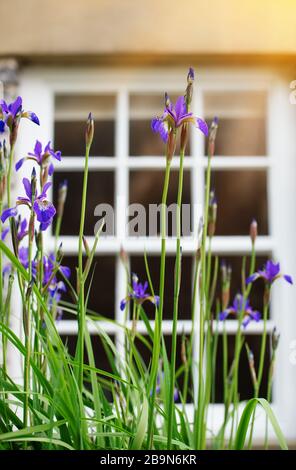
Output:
(130, 255), (192, 320)
(54, 121), (115, 157)
(60, 255), (115, 319)
(204, 118), (266, 156)
(54, 94), (115, 157)
(211, 170), (268, 235)
(53, 171), (114, 236)
(204, 91), (266, 156)
(129, 170), (191, 236)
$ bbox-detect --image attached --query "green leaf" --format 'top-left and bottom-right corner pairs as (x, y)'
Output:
(235, 398), (288, 450)
(131, 396), (148, 450)
(0, 419), (67, 441)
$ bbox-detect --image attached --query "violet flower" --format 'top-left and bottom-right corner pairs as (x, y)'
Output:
(1, 217), (28, 243)
(219, 293), (261, 328)
(151, 93), (208, 143)
(246, 260), (293, 286)
(43, 253), (71, 288)
(1, 226), (9, 241)
(152, 372), (179, 402)
(43, 254), (70, 319)
(120, 273), (160, 311)
(16, 217), (28, 241)
(0, 96), (39, 135)
(19, 247), (36, 272)
(3, 246), (37, 277)
(1, 171), (56, 231)
(16, 140), (61, 175)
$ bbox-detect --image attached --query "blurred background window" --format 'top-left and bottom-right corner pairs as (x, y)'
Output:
(46, 76), (272, 405)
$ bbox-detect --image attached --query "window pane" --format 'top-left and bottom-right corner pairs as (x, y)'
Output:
(130, 255), (192, 320)
(54, 94), (116, 156)
(53, 171), (114, 236)
(129, 93), (191, 156)
(59, 255), (115, 320)
(211, 170), (268, 235)
(60, 334), (115, 371)
(204, 91), (266, 156)
(129, 170), (191, 236)
(213, 334), (270, 403)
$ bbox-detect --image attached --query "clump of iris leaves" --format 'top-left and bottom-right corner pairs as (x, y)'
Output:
(0, 70), (292, 450)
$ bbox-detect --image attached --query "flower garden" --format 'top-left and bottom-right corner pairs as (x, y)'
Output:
(0, 69), (292, 450)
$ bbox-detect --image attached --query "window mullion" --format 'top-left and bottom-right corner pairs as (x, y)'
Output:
(114, 89), (129, 357)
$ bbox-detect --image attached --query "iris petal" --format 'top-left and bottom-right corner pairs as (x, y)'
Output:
(22, 178), (32, 199)
(283, 274), (293, 285)
(1, 207), (18, 223)
(15, 158), (25, 171)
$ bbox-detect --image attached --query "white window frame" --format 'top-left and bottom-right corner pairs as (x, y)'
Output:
(14, 66), (296, 445)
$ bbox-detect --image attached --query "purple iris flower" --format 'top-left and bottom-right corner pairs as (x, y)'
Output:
(151, 93), (208, 143)
(43, 253), (71, 289)
(219, 293), (261, 328)
(1, 217), (28, 243)
(18, 247), (37, 276)
(120, 273), (160, 311)
(1, 174), (56, 231)
(16, 140), (61, 175)
(3, 246), (37, 277)
(152, 372), (179, 402)
(0, 96), (39, 133)
(246, 260), (293, 286)
(42, 254), (70, 319)
(17, 217), (28, 241)
(1, 226), (9, 241)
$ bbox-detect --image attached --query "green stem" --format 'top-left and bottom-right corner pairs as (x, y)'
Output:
(264, 350), (275, 449)
(228, 312), (244, 449)
(54, 214), (62, 255)
(183, 252), (199, 404)
(220, 319), (229, 449)
(126, 301), (138, 415)
(196, 151), (212, 449)
(248, 300), (269, 448)
(227, 243), (256, 447)
(23, 210), (34, 429)
(77, 143), (91, 394)
(0, 198), (4, 372)
(147, 157), (171, 449)
(257, 303), (269, 395)
(167, 148), (184, 449)
(6, 144), (15, 209)
(1, 144), (15, 372)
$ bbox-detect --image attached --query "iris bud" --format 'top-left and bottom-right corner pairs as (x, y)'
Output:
(250, 219), (258, 244)
(271, 327), (280, 352)
(85, 112), (94, 147)
(57, 180), (68, 218)
(30, 167), (37, 198)
(181, 333), (187, 366)
(120, 245), (128, 266)
(221, 261), (231, 310)
(208, 117), (218, 157)
(185, 67), (194, 110)
(166, 131), (176, 161)
(83, 236), (90, 257)
(208, 190), (217, 237)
